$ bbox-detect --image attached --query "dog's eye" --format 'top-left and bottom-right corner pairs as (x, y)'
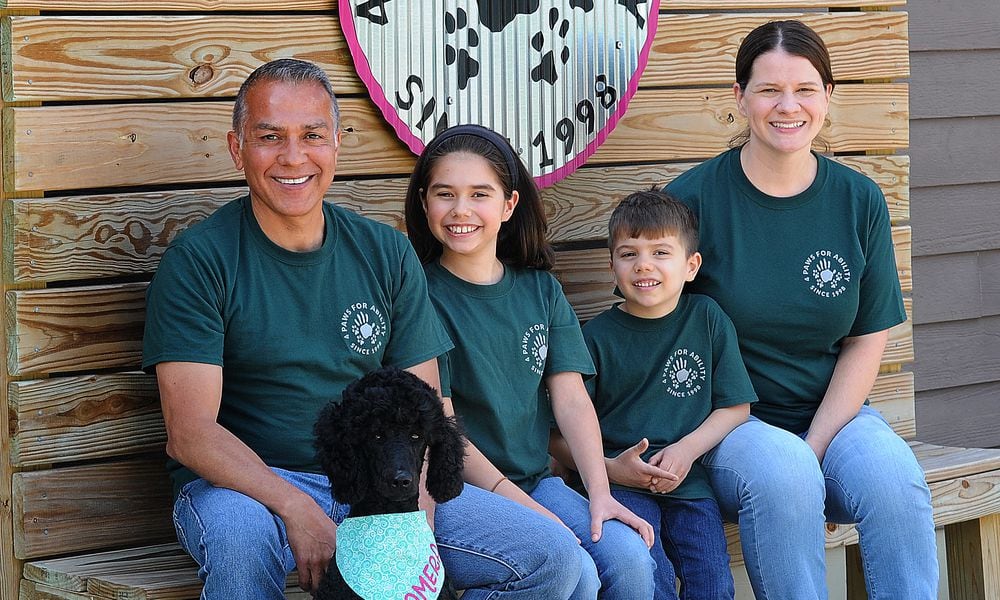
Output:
(411, 434), (421, 440)
(374, 434), (383, 440)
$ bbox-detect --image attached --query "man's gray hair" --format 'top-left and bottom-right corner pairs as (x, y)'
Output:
(232, 59), (341, 144)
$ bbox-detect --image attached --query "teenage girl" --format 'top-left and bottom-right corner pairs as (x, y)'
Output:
(404, 124), (655, 599)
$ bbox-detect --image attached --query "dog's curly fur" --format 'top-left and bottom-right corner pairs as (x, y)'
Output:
(313, 367), (465, 600)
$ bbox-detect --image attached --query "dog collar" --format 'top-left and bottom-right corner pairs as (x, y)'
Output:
(336, 510), (445, 600)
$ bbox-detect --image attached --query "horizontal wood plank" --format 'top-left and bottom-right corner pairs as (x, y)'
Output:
(555, 226), (913, 316)
(911, 115), (1000, 188)
(929, 468), (1000, 528)
(2, 12), (907, 102)
(912, 182), (1000, 256)
(23, 543), (192, 594)
(910, 50), (1000, 119)
(916, 381), (1000, 449)
(645, 12), (908, 87)
(4, 155), (908, 284)
(590, 84), (907, 166)
(1, 14), (364, 103)
(0, 0), (908, 10)
(913, 250), (1000, 325)
(4, 254), (912, 378)
(13, 458), (174, 559)
(6, 283), (146, 377)
(5, 84), (908, 194)
(3, 98), (414, 194)
(869, 371), (915, 440)
(7, 373), (162, 468)
(914, 315), (1000, 392)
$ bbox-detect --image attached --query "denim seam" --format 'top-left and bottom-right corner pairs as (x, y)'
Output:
(826, 474), (877, 598)
(705, 462), (770, 600)
(436, 541), (522, 595)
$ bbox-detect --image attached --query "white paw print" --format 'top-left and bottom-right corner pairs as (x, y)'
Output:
(353, 312), (374, 339)
(533, 336), (548, 362)
(673, 358), (691, 383)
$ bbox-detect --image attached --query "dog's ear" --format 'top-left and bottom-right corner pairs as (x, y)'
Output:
(314, 401), (366, 506)
(426, 411), (466, 503)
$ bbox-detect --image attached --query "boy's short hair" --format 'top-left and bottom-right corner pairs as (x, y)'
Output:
(608, 189), (699, 255)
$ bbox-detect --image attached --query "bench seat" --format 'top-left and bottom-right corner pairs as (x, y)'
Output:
(22, 543), (309, 599)
(21, 442), (1000, 600)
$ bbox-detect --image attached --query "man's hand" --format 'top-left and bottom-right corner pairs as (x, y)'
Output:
(282, 496), (338, 594)
(587, 493), (655, 548)
(648, 444), (695, 494)
(606, 438), (679, 491)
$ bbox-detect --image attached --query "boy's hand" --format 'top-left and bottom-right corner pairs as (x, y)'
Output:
(648, 444), (695, 494)
(606, 438), (679, 490)
(587, 493), (655, 548)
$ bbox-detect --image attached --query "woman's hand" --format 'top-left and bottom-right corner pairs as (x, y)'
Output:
(587, 493), (655, 548)
(648, 444), (695, 494)
(606, 438), (680, 491)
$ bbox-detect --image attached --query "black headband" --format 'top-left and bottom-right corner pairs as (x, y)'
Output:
(423, 124), (520, 188)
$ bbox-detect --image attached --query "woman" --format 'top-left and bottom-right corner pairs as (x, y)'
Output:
(663, 20), (936, 599)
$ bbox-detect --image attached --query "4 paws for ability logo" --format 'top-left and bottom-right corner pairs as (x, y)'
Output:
(801, 250), (852, 298)
(341, 302), (388, 356)
(521, 323), (549, 376)
(340, 0), (661, 187)
(661, 348), (705, 398)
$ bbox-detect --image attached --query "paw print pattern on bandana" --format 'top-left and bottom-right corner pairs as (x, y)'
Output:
(337, 511), (444, 600)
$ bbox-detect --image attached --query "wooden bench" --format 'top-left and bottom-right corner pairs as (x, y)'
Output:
(2, 2), (998, 599)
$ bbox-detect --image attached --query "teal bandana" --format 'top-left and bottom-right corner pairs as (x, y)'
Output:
(336, 511), (445, 600)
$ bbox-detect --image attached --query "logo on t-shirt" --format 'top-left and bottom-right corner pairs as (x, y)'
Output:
(662, 348), (705, 398)
(802, 250), (852, 298)
(341, 302), (387, 356)
(521, 323), (548, 376)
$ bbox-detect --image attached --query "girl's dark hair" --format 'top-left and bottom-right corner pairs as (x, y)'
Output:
(404, 126), (554, 270)
(731, 20), (835, 148)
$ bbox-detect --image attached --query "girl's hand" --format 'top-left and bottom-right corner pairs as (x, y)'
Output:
(648, 444), (695, 494)
(587, 493), (655, 548)
(606, 438), (680, 490)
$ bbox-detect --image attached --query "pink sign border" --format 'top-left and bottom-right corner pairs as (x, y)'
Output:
(339, 1), (662, 188)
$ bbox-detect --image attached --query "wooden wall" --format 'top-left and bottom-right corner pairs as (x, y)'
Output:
(909, 0), (1000, 449)
(0, 2), (913, 598)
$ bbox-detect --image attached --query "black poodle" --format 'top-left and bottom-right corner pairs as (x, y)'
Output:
(313, 367), (465, 600)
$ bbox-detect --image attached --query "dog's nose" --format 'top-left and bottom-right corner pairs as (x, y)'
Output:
(392, 470), (413, 489)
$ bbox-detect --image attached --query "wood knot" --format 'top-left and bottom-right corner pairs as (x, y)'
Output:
(189, 64), (215, 85)
(962, 479), (970, 489)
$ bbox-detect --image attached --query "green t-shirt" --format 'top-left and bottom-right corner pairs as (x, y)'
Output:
(425, 262), (595, 493)
(142, 196), (453, 494)
(666, 147), (906, 433)
(583, 294), (757, 499)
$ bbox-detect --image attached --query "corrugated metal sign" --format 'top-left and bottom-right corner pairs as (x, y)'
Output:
(340, 1), (661, 188)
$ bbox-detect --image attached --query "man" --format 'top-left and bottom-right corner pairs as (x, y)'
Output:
(143, 59), (590, 599)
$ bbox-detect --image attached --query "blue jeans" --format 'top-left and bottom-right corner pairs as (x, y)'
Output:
(530, 476), (656, 600)
(173, 469), (594, 599)
(702, 407), (937, 600)
(612, 491), (732, 600)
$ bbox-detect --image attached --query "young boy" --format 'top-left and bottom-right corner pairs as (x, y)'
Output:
(583, 189), (757, 600)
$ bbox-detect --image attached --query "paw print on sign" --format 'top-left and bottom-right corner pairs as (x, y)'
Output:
(444, 8), (481, 90)
(530, 7), (571, 85)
